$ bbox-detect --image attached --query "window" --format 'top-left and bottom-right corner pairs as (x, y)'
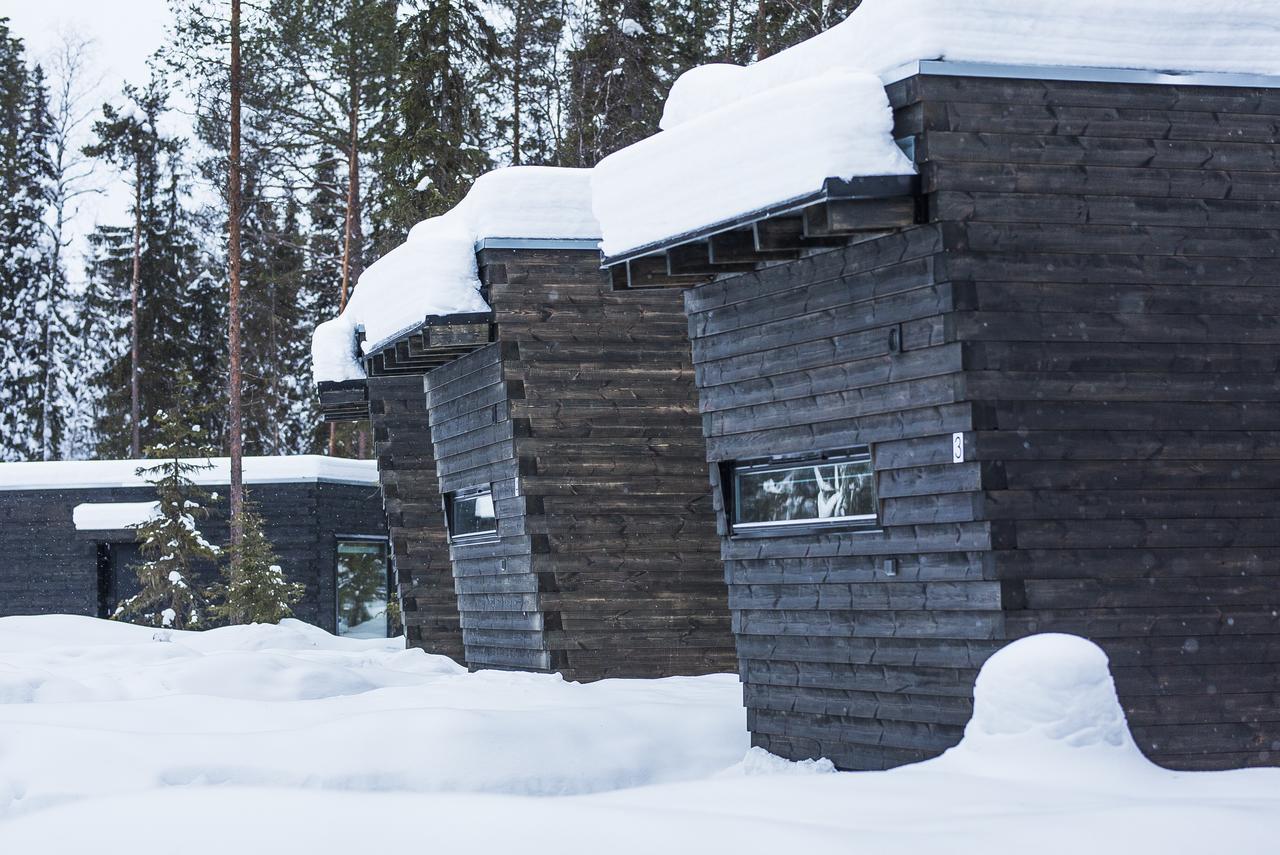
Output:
(336, 539), (390, 638)
(446, 486), (498, 542)
(729, 449), (877, 535)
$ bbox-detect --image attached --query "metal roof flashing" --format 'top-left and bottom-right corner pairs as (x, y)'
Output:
(474, 237), (602, 252)
(880, 59), (1280, 90)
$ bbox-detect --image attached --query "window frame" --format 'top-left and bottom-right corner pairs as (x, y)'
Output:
(333, 535), (392, 639)
(724, 447), (880, 538)
(444, 484), (499, 544)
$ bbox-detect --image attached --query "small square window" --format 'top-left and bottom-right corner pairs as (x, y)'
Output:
(446, 486), (498, 542)
(729, 449), (877, 535)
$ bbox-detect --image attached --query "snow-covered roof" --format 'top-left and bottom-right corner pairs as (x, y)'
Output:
(0, 455), (379, 491)
(72, 501), (161, 531)
(660, 0), (1280, 129)
(592, 72), (914, 258)
(593, 0), (1280, 258)
(312, 166), (601, 384)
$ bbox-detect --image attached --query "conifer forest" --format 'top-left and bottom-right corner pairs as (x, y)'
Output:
(0, 1), (860, 462)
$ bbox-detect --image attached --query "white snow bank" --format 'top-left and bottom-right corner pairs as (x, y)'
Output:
(661, 0), (1280, 128)
(3, 631), (1279, 854)
(592, 71), (913, 257)
(0, 615), (746, 820)
(0, 454), (377, 490)
(312, 166), (601, 383)
(72, 501), (161, 530)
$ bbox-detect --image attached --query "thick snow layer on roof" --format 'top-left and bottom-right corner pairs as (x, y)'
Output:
(72, 501), (161, 531)
(0, 455), (378, 491)
(594, 0), (1280, 256)
(661, 0), (1280, 128)
(312, 166), (600, 383)
(592, 72), (914, 257)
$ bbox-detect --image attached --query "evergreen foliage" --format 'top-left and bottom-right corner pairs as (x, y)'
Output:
(115, 376), (220, 629)
(0, 21), (56, 462)
(209, 493), (305, 625)
(82, 77), (219, 458)
(371, 0), (497, 251)
(1, 4), (860, 461)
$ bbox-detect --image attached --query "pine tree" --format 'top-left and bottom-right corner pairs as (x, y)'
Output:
(371, 0), (498, 250)
(0, 23), (55, 462)
(115, 375), (220, 629)
(494, 0), (567, 165)
(82, 77), (217, 458)
(560, 0), (666, 167)
(209, 492), (304, 625)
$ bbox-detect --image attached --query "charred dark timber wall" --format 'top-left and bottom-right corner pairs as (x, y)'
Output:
(367, 375), (465, 662)
(683, 71), (1280, 772)
(425, 246), (736, 680)
(0, 480), (386, 632)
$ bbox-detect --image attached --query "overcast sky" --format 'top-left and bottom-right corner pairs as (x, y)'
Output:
(7, 0), (180, 284)
(7, 0), (172, 96)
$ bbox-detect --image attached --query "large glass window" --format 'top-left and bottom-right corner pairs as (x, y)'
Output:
(336, 539), (390, 638)
(731, 449), (877, 533)
(446, 486), (497, 542)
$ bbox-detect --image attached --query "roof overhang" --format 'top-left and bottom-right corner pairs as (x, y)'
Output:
(603, 174), (921, 289)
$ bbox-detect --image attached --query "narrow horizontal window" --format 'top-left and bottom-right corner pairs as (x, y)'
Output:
(447, 486), (497, 542)
(730, 450), (877, 535)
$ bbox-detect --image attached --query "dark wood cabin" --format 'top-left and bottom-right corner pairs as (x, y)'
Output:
(321, 368), (467, 662)
(0, 457), (390, 635)
(320, 239), (736, 680)
(601, 62), (1280, 771)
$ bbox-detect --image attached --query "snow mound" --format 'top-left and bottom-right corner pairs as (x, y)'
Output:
(937, 633), (1152, 778)
(592, 71), (913, 257)
(0, 615), (746, 818)
(312, 166), (601, 383)
(717, 747), (837, 778)
(662, 0), (1280, 128)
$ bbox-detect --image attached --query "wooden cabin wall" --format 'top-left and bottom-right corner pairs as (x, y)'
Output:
(423, 342), (546, 672)
(366, 375), (464, 661)
(683, 227), (1003, 770)
(0, 482), (386, 632)
(889, 73), (1280, 770)
(479, 247), (735, 680)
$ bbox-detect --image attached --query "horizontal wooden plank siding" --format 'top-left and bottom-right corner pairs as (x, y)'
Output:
(479, 246), (735, 681)
(424, 343), (542, 672)
(0, 480), (386, 634)
(367, 374), (464, 662)
(685, 208), (994, 769)
(896, 72), (1280, 770)
(685, 70), (1280, 773)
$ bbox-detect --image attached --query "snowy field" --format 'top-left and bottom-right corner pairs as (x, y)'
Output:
(1, 617), (1277, 853)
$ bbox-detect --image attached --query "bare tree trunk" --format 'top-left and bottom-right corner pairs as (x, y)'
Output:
(725, 0), (736, 62)
(339, 81), (360, 310)
(512, 3), (524, 165)
(228, 0), (246, 567)
(756, 0), (769, 60)
(339, 35), (369, 459)
(130, 176), (142, 458)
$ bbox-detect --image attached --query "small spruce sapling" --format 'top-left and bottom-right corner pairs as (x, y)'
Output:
(209, 493), (304, 625)
(115, 377), (219, 629)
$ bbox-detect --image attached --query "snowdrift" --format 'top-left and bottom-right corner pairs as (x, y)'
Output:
(2, 621), (1277, 853)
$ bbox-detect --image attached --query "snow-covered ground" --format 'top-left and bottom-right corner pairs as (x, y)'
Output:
(1, 617), (1277, 853)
